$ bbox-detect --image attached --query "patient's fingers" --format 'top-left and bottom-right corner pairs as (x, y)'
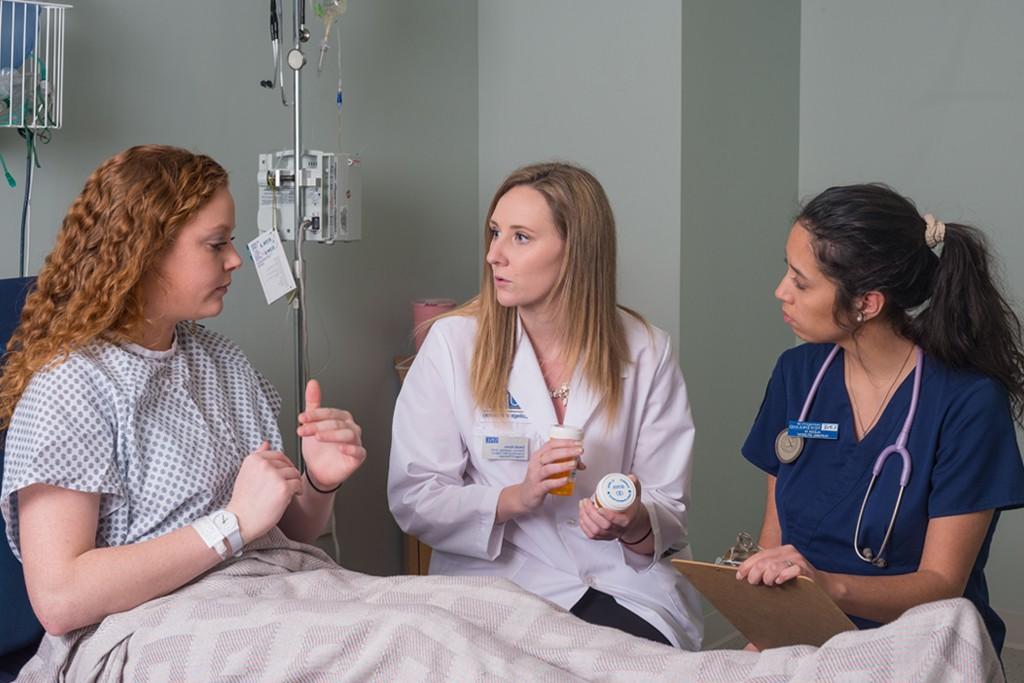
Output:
(305, 379), (322, 412)
(260, 450), (298, 469)
(276, 464), (302, 479)
(300, 418), (345, 433)
(314, 428), (360, 444)
(299, 407), (354, 424)
(298, 417), (363, 446)
(230, 446), (306, 540)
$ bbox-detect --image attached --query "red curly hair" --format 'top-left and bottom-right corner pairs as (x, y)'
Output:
(0, 145), (229, 429)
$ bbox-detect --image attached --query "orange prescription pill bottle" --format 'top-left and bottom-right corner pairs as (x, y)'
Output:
(591, 473), (637, 511)
(546, 424), (583, 496)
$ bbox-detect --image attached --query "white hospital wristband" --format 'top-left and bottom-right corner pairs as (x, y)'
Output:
(192, 515), (231, 561)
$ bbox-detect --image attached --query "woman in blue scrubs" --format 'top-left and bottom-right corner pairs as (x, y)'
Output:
(737, 183), (1024, 655)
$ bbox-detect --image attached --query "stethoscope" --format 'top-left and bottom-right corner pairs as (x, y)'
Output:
(774, 344), (923, 568)
(260, 0), (289, 107)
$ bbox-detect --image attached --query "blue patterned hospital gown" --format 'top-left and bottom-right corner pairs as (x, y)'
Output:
(1, 323), (283, 559)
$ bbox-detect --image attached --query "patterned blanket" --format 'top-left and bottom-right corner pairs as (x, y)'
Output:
(16, 530), (1003, 682)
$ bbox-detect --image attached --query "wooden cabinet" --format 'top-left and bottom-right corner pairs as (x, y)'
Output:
(402, 532), (432, 576)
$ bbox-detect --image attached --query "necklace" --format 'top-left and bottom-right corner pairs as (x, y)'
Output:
(847, 345), (914, 438)
(550, 383), (570, 406)
(539, 353), (570, 405)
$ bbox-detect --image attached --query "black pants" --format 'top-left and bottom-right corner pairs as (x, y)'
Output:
(570, 588), (672, 646)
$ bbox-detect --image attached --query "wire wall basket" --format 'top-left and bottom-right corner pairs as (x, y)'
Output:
(1, 0), (69, 129)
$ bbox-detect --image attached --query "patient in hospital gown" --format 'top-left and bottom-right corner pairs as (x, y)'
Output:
(3, 325), (283, 560)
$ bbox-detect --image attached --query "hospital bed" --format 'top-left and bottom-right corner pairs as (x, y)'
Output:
(11, 526), (1006, 682)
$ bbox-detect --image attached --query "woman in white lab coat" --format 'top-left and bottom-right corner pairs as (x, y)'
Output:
(388, 162), (702, 649)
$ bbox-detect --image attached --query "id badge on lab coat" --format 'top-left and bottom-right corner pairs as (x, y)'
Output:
(482, 434), (530, 461)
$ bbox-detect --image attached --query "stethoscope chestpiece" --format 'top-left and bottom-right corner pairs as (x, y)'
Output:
(775, 429), (804, 464)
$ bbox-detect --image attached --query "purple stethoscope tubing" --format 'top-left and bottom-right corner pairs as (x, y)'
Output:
(798, 344), (923, 568)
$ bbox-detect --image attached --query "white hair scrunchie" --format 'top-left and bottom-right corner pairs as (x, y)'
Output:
(923, 213), (946, 248)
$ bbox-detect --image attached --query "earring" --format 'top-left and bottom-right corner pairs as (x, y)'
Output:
(856, 311), (865, 323)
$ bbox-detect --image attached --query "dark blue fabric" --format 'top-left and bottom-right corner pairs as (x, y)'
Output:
(0, 276), (43, 662)
(743, 343), (1024, 654)
(0, 277), (34, 352)
(0, 640), (39, 680)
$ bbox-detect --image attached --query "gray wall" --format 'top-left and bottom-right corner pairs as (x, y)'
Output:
(0, 0), (480, 576)
(478, 0), (683, 342)
(680, 0), (802, 646)
(680, 0), (801, 585)
(800, 0), (1024, 634)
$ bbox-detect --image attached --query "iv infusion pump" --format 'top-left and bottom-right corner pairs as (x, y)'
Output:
(257, 150), (362, 243)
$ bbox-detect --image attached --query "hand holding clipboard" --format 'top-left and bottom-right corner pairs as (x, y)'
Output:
(673, 535), (856, 650)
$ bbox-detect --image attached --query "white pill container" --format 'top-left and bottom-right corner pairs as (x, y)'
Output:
(591, 473), (637, 511)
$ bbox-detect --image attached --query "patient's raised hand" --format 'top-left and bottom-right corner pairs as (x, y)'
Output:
(227, 442), (304, 544)
(297, 379), (367, 491)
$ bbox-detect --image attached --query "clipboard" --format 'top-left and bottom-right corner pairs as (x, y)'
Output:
(672, 559), (856, 649)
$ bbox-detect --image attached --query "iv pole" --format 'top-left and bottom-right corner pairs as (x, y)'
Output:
(259, 0), (342, 561)
(289, 0), (309, 464)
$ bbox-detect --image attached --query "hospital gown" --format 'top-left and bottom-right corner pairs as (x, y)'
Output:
(1, 323), (282, 559)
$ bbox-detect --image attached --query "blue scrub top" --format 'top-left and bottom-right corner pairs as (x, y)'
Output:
(743, 343), (1024, 654)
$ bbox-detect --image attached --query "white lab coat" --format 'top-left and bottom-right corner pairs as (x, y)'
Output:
(388, 311), (703, 649)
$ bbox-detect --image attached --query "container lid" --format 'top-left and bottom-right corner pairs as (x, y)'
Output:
(549, 424), (583, 440)
(595, 473), (636, 511)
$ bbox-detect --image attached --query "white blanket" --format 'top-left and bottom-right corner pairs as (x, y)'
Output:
(15, 530), (1003, 682)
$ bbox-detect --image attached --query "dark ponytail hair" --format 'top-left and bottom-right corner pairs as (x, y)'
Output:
(798, 183), (1024, 424)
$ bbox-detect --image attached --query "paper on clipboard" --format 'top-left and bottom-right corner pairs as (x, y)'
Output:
(672, 559), (856, 649)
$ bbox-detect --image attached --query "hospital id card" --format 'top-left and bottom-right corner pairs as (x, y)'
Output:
(788, 420), (839, 440)
(482, 435), (530, 461)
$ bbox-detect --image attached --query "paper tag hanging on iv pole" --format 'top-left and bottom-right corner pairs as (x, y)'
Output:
(247, 230), (297, 304)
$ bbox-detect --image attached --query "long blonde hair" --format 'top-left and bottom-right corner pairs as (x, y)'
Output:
(0, 145), (229, 430)
(454, 162), (641, 421)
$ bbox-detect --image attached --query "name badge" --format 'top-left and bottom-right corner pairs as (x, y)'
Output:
(482, 435), (530, 461)
(788, 420), (839, 440)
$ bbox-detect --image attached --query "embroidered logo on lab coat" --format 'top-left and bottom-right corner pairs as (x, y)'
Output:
(505, 392), (528, 420)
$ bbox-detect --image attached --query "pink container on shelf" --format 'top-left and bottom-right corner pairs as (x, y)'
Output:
(413, 299), (456, 350)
